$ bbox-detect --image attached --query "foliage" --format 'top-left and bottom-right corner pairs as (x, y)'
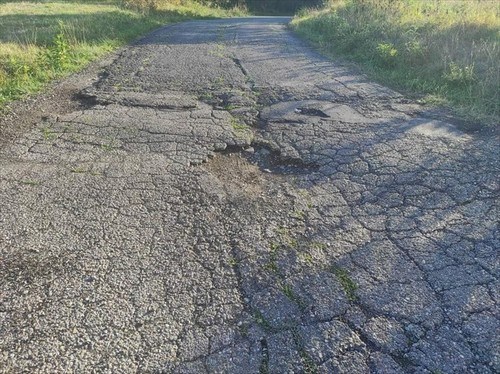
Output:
(376, 42), (398, 66)
(291, 0), (499, 130)
(44, 22), (71, 71)
(331, 265), (358, 302)
(123, 0), (323, 15)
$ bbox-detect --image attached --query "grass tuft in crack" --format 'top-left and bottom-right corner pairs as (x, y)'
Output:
(331, 264), (358, 302)
(41, 127), (57, 141)
(276, 227), (299, 248)
(264, 241), (280, 274)
(291, 327), (318, 374)
(230, 117), (250, 131)
(254, 310), (273, 332)
(70, 166), (87, 174)
(281, 282), (306, 310)
(19, 180), (40, 186)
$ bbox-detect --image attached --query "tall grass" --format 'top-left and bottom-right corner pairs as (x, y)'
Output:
(0, 0), (244, 108)
(292, 0), (499, 130)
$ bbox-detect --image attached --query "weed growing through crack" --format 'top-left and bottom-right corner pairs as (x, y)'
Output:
(300, 350), (318, 374)
(214, 75), (225, 87)
(198, 91), (214, 101)
(290, 209), (305, 220)
(291, 328), (318, 374)
(310, 241), (326, 251)
(228, 256), (239, 267)
(331, 265), (358, 302)
(230, 117), (249, 131)
(244, 75), (253, 84)
(298, 252), (314, 265)
(298, 241), (326, 266)
(20, 180), (40, 186)
(254, 310), (273, 332)
(101, 143), (115, 151)
(210, 44), (226, 58)
(223, 104), (238, 111)
(70, 166), (87, 173)
(276, 227), (298, 249)
(281, 282), (306, 310)
(264, 241), (280, 274)
(41, 127), (57, 141)
(281, 283), (295, 300)
(101, 137), (119, 151)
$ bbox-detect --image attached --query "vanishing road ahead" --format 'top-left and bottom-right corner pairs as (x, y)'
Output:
(1, 17), (498, 373)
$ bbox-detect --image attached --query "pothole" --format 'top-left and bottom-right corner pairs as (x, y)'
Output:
(214, 143), (318, 176)
(260, 100), (369, 124)
(295, 107), (329, 118)
(248, 145), (319, 175)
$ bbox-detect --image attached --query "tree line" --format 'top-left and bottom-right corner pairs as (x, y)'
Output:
(197, 0), (324, 14)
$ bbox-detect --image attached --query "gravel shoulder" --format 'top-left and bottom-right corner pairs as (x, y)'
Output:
(1, 17), (498, 373)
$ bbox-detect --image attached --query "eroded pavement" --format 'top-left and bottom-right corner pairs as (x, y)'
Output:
(1, 17), (498, 373)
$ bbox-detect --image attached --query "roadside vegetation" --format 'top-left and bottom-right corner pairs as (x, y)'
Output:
(152, 0), (322, 15)
(0, 0), (244, 108)
(291, 0), (499, 131)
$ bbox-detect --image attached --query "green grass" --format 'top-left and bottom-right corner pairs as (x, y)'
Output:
(331, 264), (358, 302)
(0, 0), (244, 108)
(291, 0), (499, 131)
(19, 179), (40, 186)
(264, 241), (280, 273)
(254, 309), (273, 331)
(281, 282), (306, 309)
(230, 117), (250, 131)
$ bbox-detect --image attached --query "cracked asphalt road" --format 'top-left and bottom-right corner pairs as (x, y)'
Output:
(1, 17), (499, 373)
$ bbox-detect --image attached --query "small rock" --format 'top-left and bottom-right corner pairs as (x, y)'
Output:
(244, 147), (255, 154)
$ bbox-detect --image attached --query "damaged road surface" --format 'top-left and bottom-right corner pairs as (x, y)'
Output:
(1, 17), (499, 373)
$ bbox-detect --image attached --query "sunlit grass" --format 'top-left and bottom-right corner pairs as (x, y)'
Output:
(0, 0), (244, 108)
(292, 0), (499, 130)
